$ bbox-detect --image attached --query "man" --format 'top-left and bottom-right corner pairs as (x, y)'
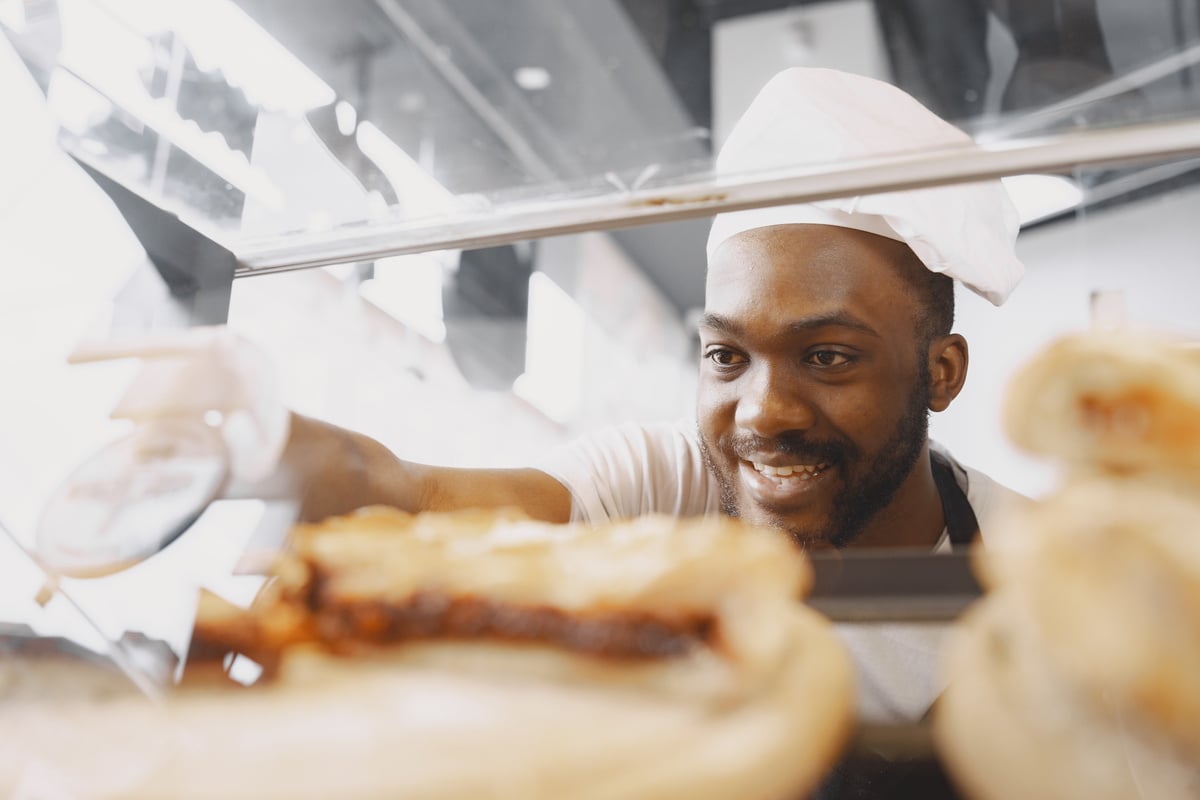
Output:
(276, 68), (1025, 556)
(286, 220), (1006, 551)
(82, 68), (1024, 724)
(86, 69), (1024, 551)
(258, 70), (1028, 729)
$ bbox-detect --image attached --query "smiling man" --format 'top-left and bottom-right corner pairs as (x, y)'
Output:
(276, 68), (1025, 553)
(697, 223), (962, 550)
(69, 70), (1026, 572)
(85, 67), (1028, 726)
(518, 68), (1025, 554)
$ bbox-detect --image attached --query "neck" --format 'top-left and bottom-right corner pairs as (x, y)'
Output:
(845, 445), (945, 549)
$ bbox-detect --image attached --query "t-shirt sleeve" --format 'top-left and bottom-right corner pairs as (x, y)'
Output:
(534, 420), (722, 524)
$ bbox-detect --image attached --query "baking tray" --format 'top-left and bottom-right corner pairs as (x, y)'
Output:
(814, 720), (963, 799)
(808, 550), (982, 622)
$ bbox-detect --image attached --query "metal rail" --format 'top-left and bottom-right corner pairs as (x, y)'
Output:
(235, 115), (1200, 276)
(807, 551), (981, 623)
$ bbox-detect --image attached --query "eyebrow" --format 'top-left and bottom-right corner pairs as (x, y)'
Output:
(699, 311), (881, 338)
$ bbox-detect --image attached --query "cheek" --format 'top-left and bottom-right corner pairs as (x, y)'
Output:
(839, 383), (919, 441)
(816, 384), (901, 441)
(696, 379), (735, 438)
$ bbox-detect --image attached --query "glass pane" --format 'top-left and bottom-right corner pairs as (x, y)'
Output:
(212, 149), (1199, 504)
(4, 0), (1200, 254)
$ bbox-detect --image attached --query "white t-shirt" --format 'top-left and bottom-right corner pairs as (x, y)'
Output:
(537, 418), (1025, 723)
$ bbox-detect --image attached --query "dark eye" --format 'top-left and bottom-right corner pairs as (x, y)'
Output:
(705, 348), (747, 368)
(808, 350), (853, 367)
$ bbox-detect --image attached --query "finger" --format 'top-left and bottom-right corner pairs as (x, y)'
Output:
(68, 327), (230, 364)
(109, 356), (250, 421)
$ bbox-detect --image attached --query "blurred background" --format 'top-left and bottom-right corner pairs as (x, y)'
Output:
(4, 0), (1200, 537)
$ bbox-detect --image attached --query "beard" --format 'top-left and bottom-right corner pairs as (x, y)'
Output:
(699, 368), (932, 549)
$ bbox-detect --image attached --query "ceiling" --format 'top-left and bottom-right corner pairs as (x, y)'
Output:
(226, 0), (1200, 314)
(6, 0), (1200, 320)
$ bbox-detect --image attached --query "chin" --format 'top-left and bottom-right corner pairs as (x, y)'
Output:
(737, 504), (837, 549)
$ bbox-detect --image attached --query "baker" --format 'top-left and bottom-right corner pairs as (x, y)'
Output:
(280, 68), (1026, 554)
(83, 67), (1028, 722)
(277, 70), (1026, 727)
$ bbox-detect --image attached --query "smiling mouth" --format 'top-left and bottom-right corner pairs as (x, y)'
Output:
(748, 460), (831, 487)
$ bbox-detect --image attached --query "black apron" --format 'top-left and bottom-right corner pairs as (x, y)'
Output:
(931, 449), (980, 551)
(813, 452), (981, 800)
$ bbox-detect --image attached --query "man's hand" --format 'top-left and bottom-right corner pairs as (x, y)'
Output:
(70, 327), (290, 483)
(70, 326), (572, 524)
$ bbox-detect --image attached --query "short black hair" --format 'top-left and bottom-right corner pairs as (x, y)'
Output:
(892, 246), (955, 346)
(914, 269), (955, 345)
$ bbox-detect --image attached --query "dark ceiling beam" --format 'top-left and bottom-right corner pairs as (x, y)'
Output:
(695, 0), (830, 24)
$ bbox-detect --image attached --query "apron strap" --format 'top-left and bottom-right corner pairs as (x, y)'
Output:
(930, 451), (979, 550)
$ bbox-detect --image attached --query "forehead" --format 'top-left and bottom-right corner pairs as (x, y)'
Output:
(703, 224), (921, 328)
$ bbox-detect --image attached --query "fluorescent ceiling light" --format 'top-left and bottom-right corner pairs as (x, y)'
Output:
(50, 70), (284, 208)
(1001, 174), (1083, 227)
(97, 0), (336, 114)
(52, 0), (285, 206)
(513, 67), (552, 91)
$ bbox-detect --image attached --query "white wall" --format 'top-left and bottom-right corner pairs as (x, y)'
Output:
(931, 180), (1200, 497)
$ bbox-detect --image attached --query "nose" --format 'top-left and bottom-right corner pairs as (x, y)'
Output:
(734, 365), (818, 438)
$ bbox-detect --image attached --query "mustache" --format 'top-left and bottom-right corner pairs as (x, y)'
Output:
(725, 432), (856, 465)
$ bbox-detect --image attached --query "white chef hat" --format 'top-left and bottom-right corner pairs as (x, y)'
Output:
(707, 68), (1024, 306)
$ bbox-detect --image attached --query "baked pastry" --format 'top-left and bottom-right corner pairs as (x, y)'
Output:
(937, 331), (1200, 799)
(7, 508), (856, 800)
(937, 481), (1200, 800)
(938, 590), (1199, 800)
(1003, 331), (1200, 483)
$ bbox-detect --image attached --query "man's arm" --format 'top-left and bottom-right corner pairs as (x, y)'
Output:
(66, 332), (572, 525)
(276, 414), (574, 524)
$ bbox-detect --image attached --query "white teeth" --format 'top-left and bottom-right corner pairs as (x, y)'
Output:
(751, 461), (828, 479)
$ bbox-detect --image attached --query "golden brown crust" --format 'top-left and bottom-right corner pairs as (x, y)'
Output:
(6, 606), (855, 800)
(936, 595), (1200, 800)
(979, 478), (1200, 757)
(10, 510), (852, 800)
(284, 506), (811, 609)
(1004, 332), (1200, 482)
(944, 331), (1200, 798)
(194, 507), (811, 696)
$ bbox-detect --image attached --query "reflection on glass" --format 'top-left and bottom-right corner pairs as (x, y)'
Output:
(4, 0), (1199, 249)
(6, 1), (1200, 504)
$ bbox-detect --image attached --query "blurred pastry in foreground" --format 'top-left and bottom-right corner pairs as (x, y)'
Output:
(937, 482), (1200, 800)
(7, 509), (855, 800)
(937, 331), (1200, 800)
(1003, 331), (1200, 482)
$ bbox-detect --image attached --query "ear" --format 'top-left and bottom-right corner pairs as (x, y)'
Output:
(927, 334), (968, 413)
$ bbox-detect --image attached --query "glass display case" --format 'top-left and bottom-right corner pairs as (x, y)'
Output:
(5, 0), (1200, 273)
(4, 2), (1200, 798)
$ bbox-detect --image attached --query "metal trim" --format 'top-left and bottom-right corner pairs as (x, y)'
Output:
(806, 551), (982, 623)
(236, 116), (1200, 275)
